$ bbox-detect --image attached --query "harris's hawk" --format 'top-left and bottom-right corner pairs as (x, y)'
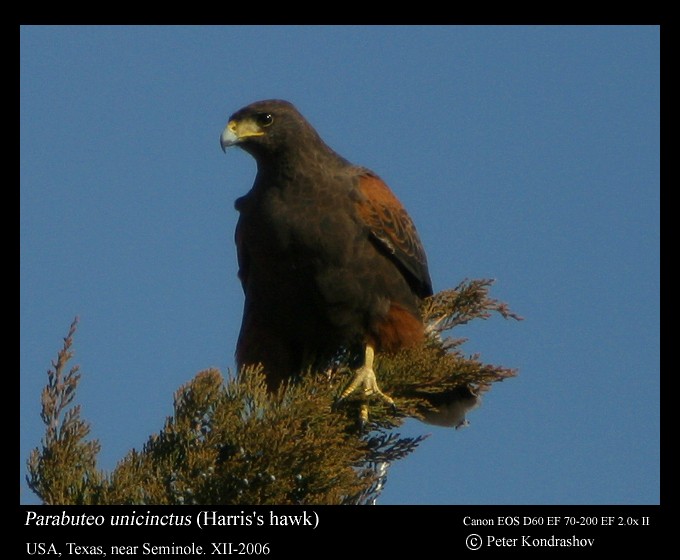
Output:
(220, 99), (433, 421)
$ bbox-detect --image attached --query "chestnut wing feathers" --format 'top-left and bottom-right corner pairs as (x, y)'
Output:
(355, 172), (433, 299)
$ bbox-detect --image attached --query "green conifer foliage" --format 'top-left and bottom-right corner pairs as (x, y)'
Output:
(27, 280), (520, 504)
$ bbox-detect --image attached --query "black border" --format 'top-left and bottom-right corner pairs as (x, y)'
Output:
(19, 504), (662, 555)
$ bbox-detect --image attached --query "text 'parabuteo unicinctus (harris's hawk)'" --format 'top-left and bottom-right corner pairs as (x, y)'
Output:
(220, 99), (433, 421)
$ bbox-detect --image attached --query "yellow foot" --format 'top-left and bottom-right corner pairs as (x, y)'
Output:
(336, 346), (396, 424)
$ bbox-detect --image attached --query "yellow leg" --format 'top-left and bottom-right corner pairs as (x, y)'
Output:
(338, 345), (395, 422)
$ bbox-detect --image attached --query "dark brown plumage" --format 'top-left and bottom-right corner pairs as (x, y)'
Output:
(220, 99), (433, 397)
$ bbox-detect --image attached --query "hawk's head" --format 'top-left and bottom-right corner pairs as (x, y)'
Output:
(220, 99), (326, 163)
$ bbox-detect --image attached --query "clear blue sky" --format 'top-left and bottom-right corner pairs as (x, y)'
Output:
(20, 25), (659, 505)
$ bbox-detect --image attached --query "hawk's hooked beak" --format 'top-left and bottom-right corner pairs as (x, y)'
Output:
(220, 118), (265, 152)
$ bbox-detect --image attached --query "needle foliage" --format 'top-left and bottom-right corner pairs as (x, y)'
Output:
(27, 279), (520, 505)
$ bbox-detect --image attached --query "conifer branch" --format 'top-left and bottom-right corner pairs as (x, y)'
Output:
(27, 280), (521, 504)
(26, 317), (103, 504)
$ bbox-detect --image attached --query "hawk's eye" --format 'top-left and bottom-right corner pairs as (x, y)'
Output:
(257, 113), (274, 127)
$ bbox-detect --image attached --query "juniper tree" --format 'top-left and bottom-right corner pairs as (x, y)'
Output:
(27, 279), (520, 505)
